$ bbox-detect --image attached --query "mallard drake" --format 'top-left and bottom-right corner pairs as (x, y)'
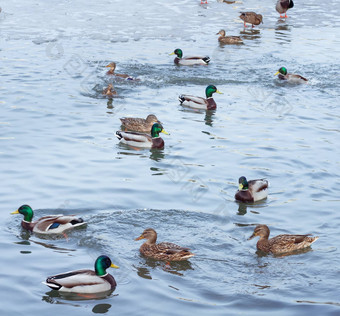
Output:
(276, 0), (294, 18)
(135, 228), (195, 261)
(120, 114), (160, 133)
(239, 12), (263, 28)
(248, 225), (318, 254)
(11, 205), (86, 234)
(179, 85), (222, 110)
(116, 122), (168, 149)
(43, 255), (119, 294)
(216, 30), (243, 44)
(170, 48), (210, 66)
(235, 176), (268, 203)
(102, 84), (117, 98)
(275, 67), (308, 84)
(105, 62), (135, 80)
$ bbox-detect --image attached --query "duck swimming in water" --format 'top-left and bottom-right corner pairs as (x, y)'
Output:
(170, 48), (210, 66)
(135, 228), (195, 261)
(248, 224), (318, 255)
(11, 205), (86, 234)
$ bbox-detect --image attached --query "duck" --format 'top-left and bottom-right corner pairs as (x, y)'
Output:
(179, 85), (222, 110)
(248, 225), (319, 255)
(116, 122), (168, 149)
(102, 84), (117, 98)
(105, 62), (135, 80)
(235, 176), (268, 203)
(276, 0), (294, 18)
(216, 30), (243, 44)
(11, 205), (86, 234)
(170, 48), (210, 66)
(239, 12), (263, 28)
(275, 67), (308, 84)
(119, 114), (161, 133)
(135, 228), (195, 261)
(43, 255), (119, 294)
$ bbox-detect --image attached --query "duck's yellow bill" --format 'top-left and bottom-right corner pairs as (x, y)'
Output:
(135, 235), (144, 241)
(216, 90), (223, 94)
(274, 71), (280, 76)
(238, 184), (243, 190)
(110, 263), (119, 269)
(169, 52), (175, 55)
(11, 210), (19, 214)
(161, 129), (169, 135)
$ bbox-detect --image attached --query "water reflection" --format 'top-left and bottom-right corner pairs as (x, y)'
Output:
(204, 110), (215, 127)
(92, 303), (112, 314)
(149, 148), (165, 162)
(135, 257), (194, 278)
(239, 29), (261, 41)
(275, 20), (291, 43)
(42, 289), (116, 302)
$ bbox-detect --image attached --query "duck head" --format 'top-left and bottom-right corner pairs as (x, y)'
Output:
(248, 225), (270, 240)
(11, 205), (34, 222)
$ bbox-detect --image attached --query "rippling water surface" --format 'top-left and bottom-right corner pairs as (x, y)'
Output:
(1, 0), (339, 315)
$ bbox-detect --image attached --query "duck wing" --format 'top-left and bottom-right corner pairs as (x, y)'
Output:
(44, 269), (105, 291)
(120, 117), (147, 131)
(287, 74), (308, 83)
(248, 179), (269, 192)
(34, 215), (85, 233)
(157, 242), (191, 253)
(116, 130), (151, 142)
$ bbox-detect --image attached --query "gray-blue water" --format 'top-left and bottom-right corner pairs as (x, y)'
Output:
(1, 0), (339, 315)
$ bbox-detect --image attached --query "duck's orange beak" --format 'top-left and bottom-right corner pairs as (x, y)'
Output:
(110, 263), (119, 269)
(135, 235), (144, 241)
(248, 232), (256, 240)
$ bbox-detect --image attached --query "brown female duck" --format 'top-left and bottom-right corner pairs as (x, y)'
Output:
(216, 30), (243, 44)
(105, 62), (135, 80)
(120, 114), (160, 133)
(239, 12), (263, 28)
(135, 228), (195, 261)
(248, 225), (318, 255)
(102, 84), (117, 97)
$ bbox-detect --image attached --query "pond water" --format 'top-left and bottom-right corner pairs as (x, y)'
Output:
(1, 0), (339, 315)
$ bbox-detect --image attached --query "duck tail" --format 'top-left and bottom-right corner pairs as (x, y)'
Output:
(178, 95), (185, 104)
(116, 131), (123, 140)
(202, 56), (210, 64)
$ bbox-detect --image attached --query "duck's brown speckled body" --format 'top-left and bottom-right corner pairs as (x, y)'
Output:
(102, 84), (117, 98)
(216, 30), (243, 44)
(239, 12), (263, 28)
(135, 228), (194, 261)
(248, 225), (318, 255)
(120, 114), (160, 133)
